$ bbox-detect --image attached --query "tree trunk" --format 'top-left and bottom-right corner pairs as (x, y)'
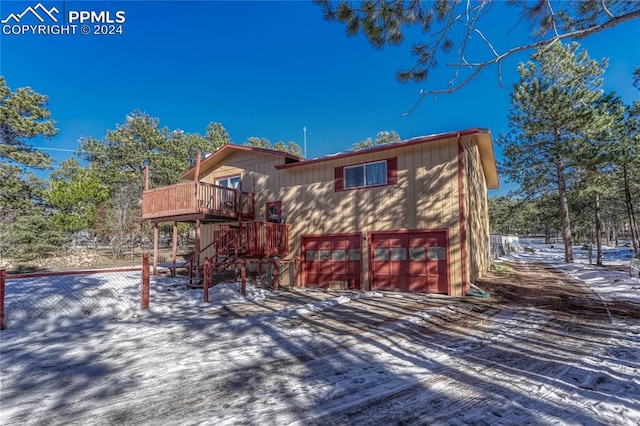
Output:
(623, 165), (639, 252)
(595, 192), (603, 266)
(557, 160), (573, 262)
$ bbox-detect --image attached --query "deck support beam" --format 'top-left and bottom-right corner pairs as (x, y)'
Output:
(195, 218), (201, 279)
(153, 222), (158, 275)
(172, 221), (178, 277)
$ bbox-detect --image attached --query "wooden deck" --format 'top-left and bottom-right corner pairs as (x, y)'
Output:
(142, 181), (255, 222)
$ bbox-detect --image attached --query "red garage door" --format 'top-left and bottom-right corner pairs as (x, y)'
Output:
(302, 233), (362, 289)
(371, 230), (448, 294)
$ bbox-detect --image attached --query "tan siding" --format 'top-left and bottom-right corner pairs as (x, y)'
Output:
(276, 139), (464, 295)
(200, 223), (219, 260)
(462, 137), (491, 284)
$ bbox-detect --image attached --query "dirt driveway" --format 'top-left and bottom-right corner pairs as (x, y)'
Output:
(2, 259), (639, 425)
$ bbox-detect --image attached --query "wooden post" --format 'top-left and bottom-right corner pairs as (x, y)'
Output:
(241, 258), (247, 296)
(172, 222), (178, 277)
(195, 218), (201, 279)
(273, 258), (279, 291)
(194, 151), (201, 182)
(234, 246), (239, 281)
(141, 254), (150, 310)
(194, 151), (201, 214)
(144, 165), (149, 191)
(153, 222), (158, 275)
(203, 257), (209, 303)
(0, 269), (5, 329)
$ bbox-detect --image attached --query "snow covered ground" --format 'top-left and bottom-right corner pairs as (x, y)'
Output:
(506, 243), (640, 306)
(1, 247), (639, 425)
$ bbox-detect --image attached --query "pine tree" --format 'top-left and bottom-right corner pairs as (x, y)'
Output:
(352, 131), (401, 150)
(0, 76), (58, 257)
(244, 137), (304, 157)
(47, 158), (109, 240)
(2, 208), (67, 261)
(316, 1), (640, 98)
(500, 42), (607, 262)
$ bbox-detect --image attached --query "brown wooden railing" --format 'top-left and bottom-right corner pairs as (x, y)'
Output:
(142, 181), (255, 220)
(177, 222), (289, 283)
(220, 222), (289, 257)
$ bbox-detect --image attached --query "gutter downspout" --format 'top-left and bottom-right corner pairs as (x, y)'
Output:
(457, 134), (468, 296)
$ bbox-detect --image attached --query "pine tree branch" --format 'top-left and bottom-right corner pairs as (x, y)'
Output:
(402, 9), (640, 114)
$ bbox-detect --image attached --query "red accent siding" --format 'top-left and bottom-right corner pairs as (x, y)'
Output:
(458, 136), (468, 295)
(387, 157), (398, 185)
(334, 166), (344, 192)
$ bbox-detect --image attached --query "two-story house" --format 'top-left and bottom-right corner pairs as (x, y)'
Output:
(142, 128), (498, 296)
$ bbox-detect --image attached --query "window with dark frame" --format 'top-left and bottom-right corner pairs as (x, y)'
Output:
(335, 157), (397, 192)
(344, 160), (387, 189)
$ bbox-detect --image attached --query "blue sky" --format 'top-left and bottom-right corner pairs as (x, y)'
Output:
(1, 1), (639, 196)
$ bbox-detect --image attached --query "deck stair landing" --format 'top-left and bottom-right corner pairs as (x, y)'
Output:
(174, 221), (288, 285)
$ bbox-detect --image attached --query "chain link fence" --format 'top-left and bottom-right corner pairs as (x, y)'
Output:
(0, 261), (150, 329)
(198, 257), (300, 302)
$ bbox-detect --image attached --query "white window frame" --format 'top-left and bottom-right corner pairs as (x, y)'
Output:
(344, 160), (387, 189)
(215, 175), (241, 189)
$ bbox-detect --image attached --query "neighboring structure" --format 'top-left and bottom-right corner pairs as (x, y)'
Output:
(142, 128), (499, 296)
(490, 234), (522, 259)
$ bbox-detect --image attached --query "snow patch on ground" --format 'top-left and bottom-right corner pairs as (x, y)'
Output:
(501, 244), (640, 306)
(1, 246), (639, 424)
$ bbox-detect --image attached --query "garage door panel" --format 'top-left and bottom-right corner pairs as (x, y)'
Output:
(389, 234), (408, 247)
(333, 239), (349, 249)
(372, 230), (448, 294)
(427, 260), (438, 275)
(302, 234), (361, 289)
(438, 260), (447, 276)
(332, 262), (347, 274)
(437, 276), (447, 292)
(306, 273), (320, 286)
(373, 261), (389, 276)
(389, 261), (408, 276)
(305, 240), (319, 250)
(317, 274), (333, 284)
(318, 261), (332, 275)
(409, 235), (427, 247)
(374, 277), (389, 290)
(374, 233), (392, 247)
(303, 261), (317, 275)
(426, 276), (440, 292)
(409, 261), (426, 276)
(392, 276), (409, 292)
(408, 277), (427, 292)
(347, 262), (360, 274)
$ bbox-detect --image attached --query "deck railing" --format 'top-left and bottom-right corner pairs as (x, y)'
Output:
(178, 221), (289, 283)
(142, 181), (255, 220)
(220, 222), (289, 257)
